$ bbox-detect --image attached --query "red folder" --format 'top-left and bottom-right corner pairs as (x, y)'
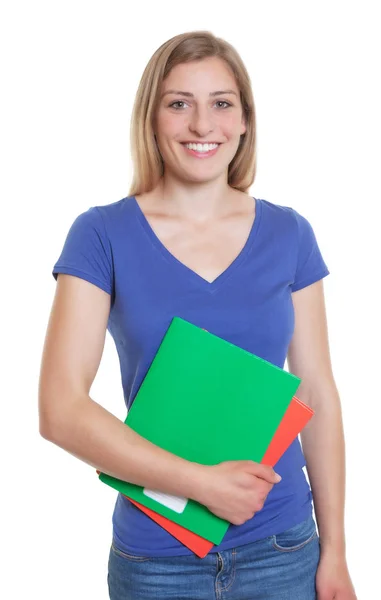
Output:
(115, 395), (313, 558)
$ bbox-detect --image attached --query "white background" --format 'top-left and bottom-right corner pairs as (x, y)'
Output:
(1, 1), (380, 598)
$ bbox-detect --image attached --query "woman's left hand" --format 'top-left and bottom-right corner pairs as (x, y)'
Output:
(316, 552), (357, 599)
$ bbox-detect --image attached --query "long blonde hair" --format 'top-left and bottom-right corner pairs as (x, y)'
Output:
(128, 31), (257, 196)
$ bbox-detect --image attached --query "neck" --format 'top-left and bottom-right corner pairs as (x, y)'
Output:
(155, 176), (244, 223)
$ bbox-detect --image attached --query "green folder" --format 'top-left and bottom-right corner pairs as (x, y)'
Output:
(99, 317), (301, 545)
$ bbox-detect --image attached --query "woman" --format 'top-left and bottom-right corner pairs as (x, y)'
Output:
(39, 31), (357, 599)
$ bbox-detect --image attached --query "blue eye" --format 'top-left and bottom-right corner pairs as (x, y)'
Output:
(169, 100), (232, 110)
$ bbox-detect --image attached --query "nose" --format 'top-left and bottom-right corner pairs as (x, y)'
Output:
(189, 107), (214, 138)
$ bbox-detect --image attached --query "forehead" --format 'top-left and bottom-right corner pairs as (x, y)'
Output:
(162, 57), (238, 93)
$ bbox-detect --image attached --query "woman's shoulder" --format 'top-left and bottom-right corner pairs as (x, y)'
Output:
(83, 195), (137, 235)
(257, 197), (300, 232)
(93, 195), (136, 218)
(258, 196), (295, 215)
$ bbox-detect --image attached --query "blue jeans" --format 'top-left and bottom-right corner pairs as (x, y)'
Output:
(107, 515), (320, 599)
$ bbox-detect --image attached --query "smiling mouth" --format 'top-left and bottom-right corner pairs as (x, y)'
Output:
(181, 142), (221, 148)
(181, 143), (221, 157)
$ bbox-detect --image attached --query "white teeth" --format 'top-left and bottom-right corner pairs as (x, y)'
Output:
(184, 143), (219, 152)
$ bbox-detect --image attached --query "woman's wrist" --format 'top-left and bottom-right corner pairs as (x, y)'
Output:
(184, 462), (210, 503)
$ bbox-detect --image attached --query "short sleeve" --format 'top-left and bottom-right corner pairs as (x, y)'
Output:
(290, 209), (330, 292)
(52, 206), (114, 296)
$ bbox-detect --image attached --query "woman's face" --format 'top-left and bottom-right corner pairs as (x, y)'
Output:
(154, 56), (246, 183)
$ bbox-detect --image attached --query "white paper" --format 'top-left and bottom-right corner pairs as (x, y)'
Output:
(142, 488), (188, 513)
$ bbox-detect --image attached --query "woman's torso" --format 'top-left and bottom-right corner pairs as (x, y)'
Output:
(102, 193), (313, 557)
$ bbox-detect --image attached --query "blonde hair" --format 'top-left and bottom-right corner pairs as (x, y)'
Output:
(128, 31), (257, 196)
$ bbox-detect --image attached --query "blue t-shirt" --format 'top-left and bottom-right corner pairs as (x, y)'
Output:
(52, 195), (330, 557)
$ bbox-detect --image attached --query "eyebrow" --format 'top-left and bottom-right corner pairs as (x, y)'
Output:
(161, 89), (238, 99)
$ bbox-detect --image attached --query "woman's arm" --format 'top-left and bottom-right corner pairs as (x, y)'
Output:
(287, 280), (346, 556)
(39, 274), (280, 526)
(38, 274), (205, 501)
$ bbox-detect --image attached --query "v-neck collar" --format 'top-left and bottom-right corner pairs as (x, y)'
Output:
(132, 195), (263, 294)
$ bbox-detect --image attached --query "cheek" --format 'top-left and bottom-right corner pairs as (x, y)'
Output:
(219, 113), (242, 133)
(156, 112), (181, 136)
